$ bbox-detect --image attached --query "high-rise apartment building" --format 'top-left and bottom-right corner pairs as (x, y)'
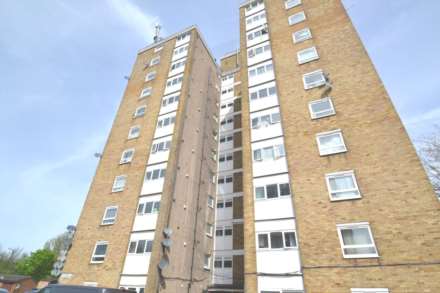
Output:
(60, 1), (440, 293)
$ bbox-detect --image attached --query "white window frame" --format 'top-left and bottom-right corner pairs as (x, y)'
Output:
(127, 239), (154, 254)
(207, 196), (215, 208)
(257, 230), (298, 250)
(128, 125), (141, 139)
(302, 69), (326, 90)
(308, 97), (335, 119)
(337, 222), (379, 258)
(149, 56), (160, 66)
(137, 200), (160, 215)
(285, 0), (301, 9)
(90, 241), (108, 263)
(293, 28), (312, 43)
(133, 105), (147, 118)
(325, 170), (361, 201)
(254, 182), (291, 200)
(204, 254), (211, 270)
(83, 282), (98, 287)
(112, 175), (127, 193)
(120, 148), (135, 164)
(297, 46), (319, 64)
(145, 71), (156, 82)
(351, 289), (389, 293)
(206, 223), (214, 237)
(288, 11), (306, 26)
(316, 129), (347, 156)
(101, 206), (118, 225)
(140, 87), (152, 98)
(144, 167), (166, 182)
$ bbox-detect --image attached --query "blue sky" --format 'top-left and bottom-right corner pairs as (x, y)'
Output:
(0, 0), (439, 253)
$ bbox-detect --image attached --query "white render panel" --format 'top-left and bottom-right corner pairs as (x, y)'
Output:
(213, 267), (232, 285)
(251, 137), (288, 177)
(258, 276), (304, 292)
(254, 197), (294, 221)
(132, 195), (161, 232)
(249, 81), (279, 113)
(121, 232), (154, 275)
(215, 234), (233, 251)
(246, 26), (269, 48)
(256, 249), (301, 274)
(247, 41), (272, 66)
(154, 112), (176, 139)
(245, 10), (267, 31)
(254, 218), (296, 233)
(140, 163), (167, 195)
(217, 181), (233, 195)
(248, 60), (275, 87)
(148, 136), (172, 165)
(119, 276), (147, 287)
(250, 107), (283, 142)
(164, 74), (184, 95)
(218, 160), (234, 172)
(159, 92), (180, 115)
(244, 0), (265, 17)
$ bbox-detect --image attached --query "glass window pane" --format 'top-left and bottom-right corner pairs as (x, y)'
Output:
(255, 187), (265, 199)
(341, 227), (372, 245)
(258, 234), (269, 248)
(266, 184), (278, 198)
(136, 240), (146, 254)
(214, 259), (222, 268)
(279, 183), (291, 196)
(145, 202), (153, 214)
(95, 244), (107, 255)
(128, 241), (136, 253)
(284, 232), (297, 247)
(223, 259), (232, 268)
(270, 232), (283, 248)
(145, 240), (153, 252)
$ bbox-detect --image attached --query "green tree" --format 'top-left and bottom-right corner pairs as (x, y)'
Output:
(44, 232), (70, 256)
(0, 246), (26, 274)
(16, 249), (56, 281)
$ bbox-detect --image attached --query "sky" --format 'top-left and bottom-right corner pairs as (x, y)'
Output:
(0, 0), (439, 253)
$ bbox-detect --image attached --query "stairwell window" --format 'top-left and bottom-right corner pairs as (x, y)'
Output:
(204, 254), (211, 270)
(120, 148), (135, 164)
(140, 87), (152, 98)
(255, 182), (291, 200)
(145, 71), (156, 82)
(308, 97), (335, 119)
(303, 69), (326, 90)
(137, 201), (160, 215)
(206, 223), (214, 237)
(337, 223), (379, 258)
(316, 129), (347, 156)
(253, 144), (285, 161)
(133, 105), (146, 118)
(325, 170), (361, 201)
(90, 241), (108, 263)
(288, 11), (306, 26)
(208, 196), (215, 208)
(297, 46), (319, 64)
(128, 239), (153, 254)
(128, 125), (141, 139)
(293, 28), (312, 43)
(257, 231), (297, 249)
(101, 206), (118, 225)
(285, 0), (301, 9)
(149, 56), (160, 66)
(112, 175), (127, 193)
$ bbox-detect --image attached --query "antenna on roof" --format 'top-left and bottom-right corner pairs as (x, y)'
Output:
(154, 23), (162, 43)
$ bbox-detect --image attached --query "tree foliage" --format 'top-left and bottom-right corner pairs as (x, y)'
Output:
(16, 249), (56, 281)
(0, 246), (26, 274)
(418, 126), (440, 198)
(44, 232), (70, 256)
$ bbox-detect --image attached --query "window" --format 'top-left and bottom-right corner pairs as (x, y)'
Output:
(91, 241), (108, 263)
(206, 223), (214, 237)
(316, 129), (347, 156)
(101, 206), (118, 225)
(220, 117), (233, 126)
(245, 0), (264, 13)
(120, 148), (135, 164)
(216, 226), (232, 237)
(257, 231), (297, 249)
(220, 102), (234, 110)
(137, 201), (160, 215)
(288, 11), (306, 26)
(145, 168), (166, 182)
(149, 56), (160, 66)
(204, 254), (211, 270)
(214, 257), (233, 269)
(221, 87), (233, 95)
(325, 171), (361, 201)
(285, 0), (301, 9)
(303, 69), (326, 90)
(337, 223), (378, 258)
(249, 83), (277, 101)
(254, 182), (291, 200)
(157, 115), (176, 128)
(170, 59), (186, 73)
(176, 31), (191, 42)
(253, 144), (285, 161)
(351, 289), (389, 293)
(251, 111), (281, 129)
(112, 175), (127, 193)
(128, 125), (141, 139)
(297, 46), (319, 64)
(308, 97), (335, 119)
(247, 26), (268, 42)
(293, 28), (312, 43)
(145, 71), (156, 81)
(246, 10), (266, 27)
(151, 140), (171, 154)
(207, 196), (215, 208)
(248, 62), (273, 78)
(248, 42), (271, 59)
(219, 134), (233, 144)
(127, 239), (153, 254)
(166, 75), (183, 88)
(162, 94), (180, 107)
(222, 74), (234, 82)
(219, 153), (233, 163)
(173, 44), (189, 56)
(134, 105), (146, 118)
(140, 87), (152, 98)
(216, 199), (232, 209)
(218, 175), (233, 185)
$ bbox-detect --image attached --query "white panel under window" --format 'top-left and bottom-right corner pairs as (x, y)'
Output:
(168, 58), (186, 77)
(316, 129), (347, 156)
(303, 69), (326, 90)
(285, 0), (301, 9)
(164, 74), (184, 95)
(337, 223), (379, 258)
(148, 135), (172, 165)
(122, 232), (155, 275)
(248, 60), (275, 87)
(251, 137), (288, 177)
(244, 0), (264, 17)
(172, 44), (189, 61)
(308, 97), (335, 119)
(293, 28), (312, 43)
(245, 10), (267, 31)
(325, 170), (361, 201)
(160, 92), (180, 115)
(133, 195), (161, 231)
(351, 289), (389, 293)
(288, 11), (306, 26)
(249, 81), (279, 113)
(250, 107), (282, 142)
(154, 112), (176, 139)
(141, 163), (167, 195)
(246, 25), (269, 48)
(297, 46), (319, 64)
(247, 41), (272, 66)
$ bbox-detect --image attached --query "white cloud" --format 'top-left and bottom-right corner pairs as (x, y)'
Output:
(107, 0), (160, 41)
(405, 107), (440, 127)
